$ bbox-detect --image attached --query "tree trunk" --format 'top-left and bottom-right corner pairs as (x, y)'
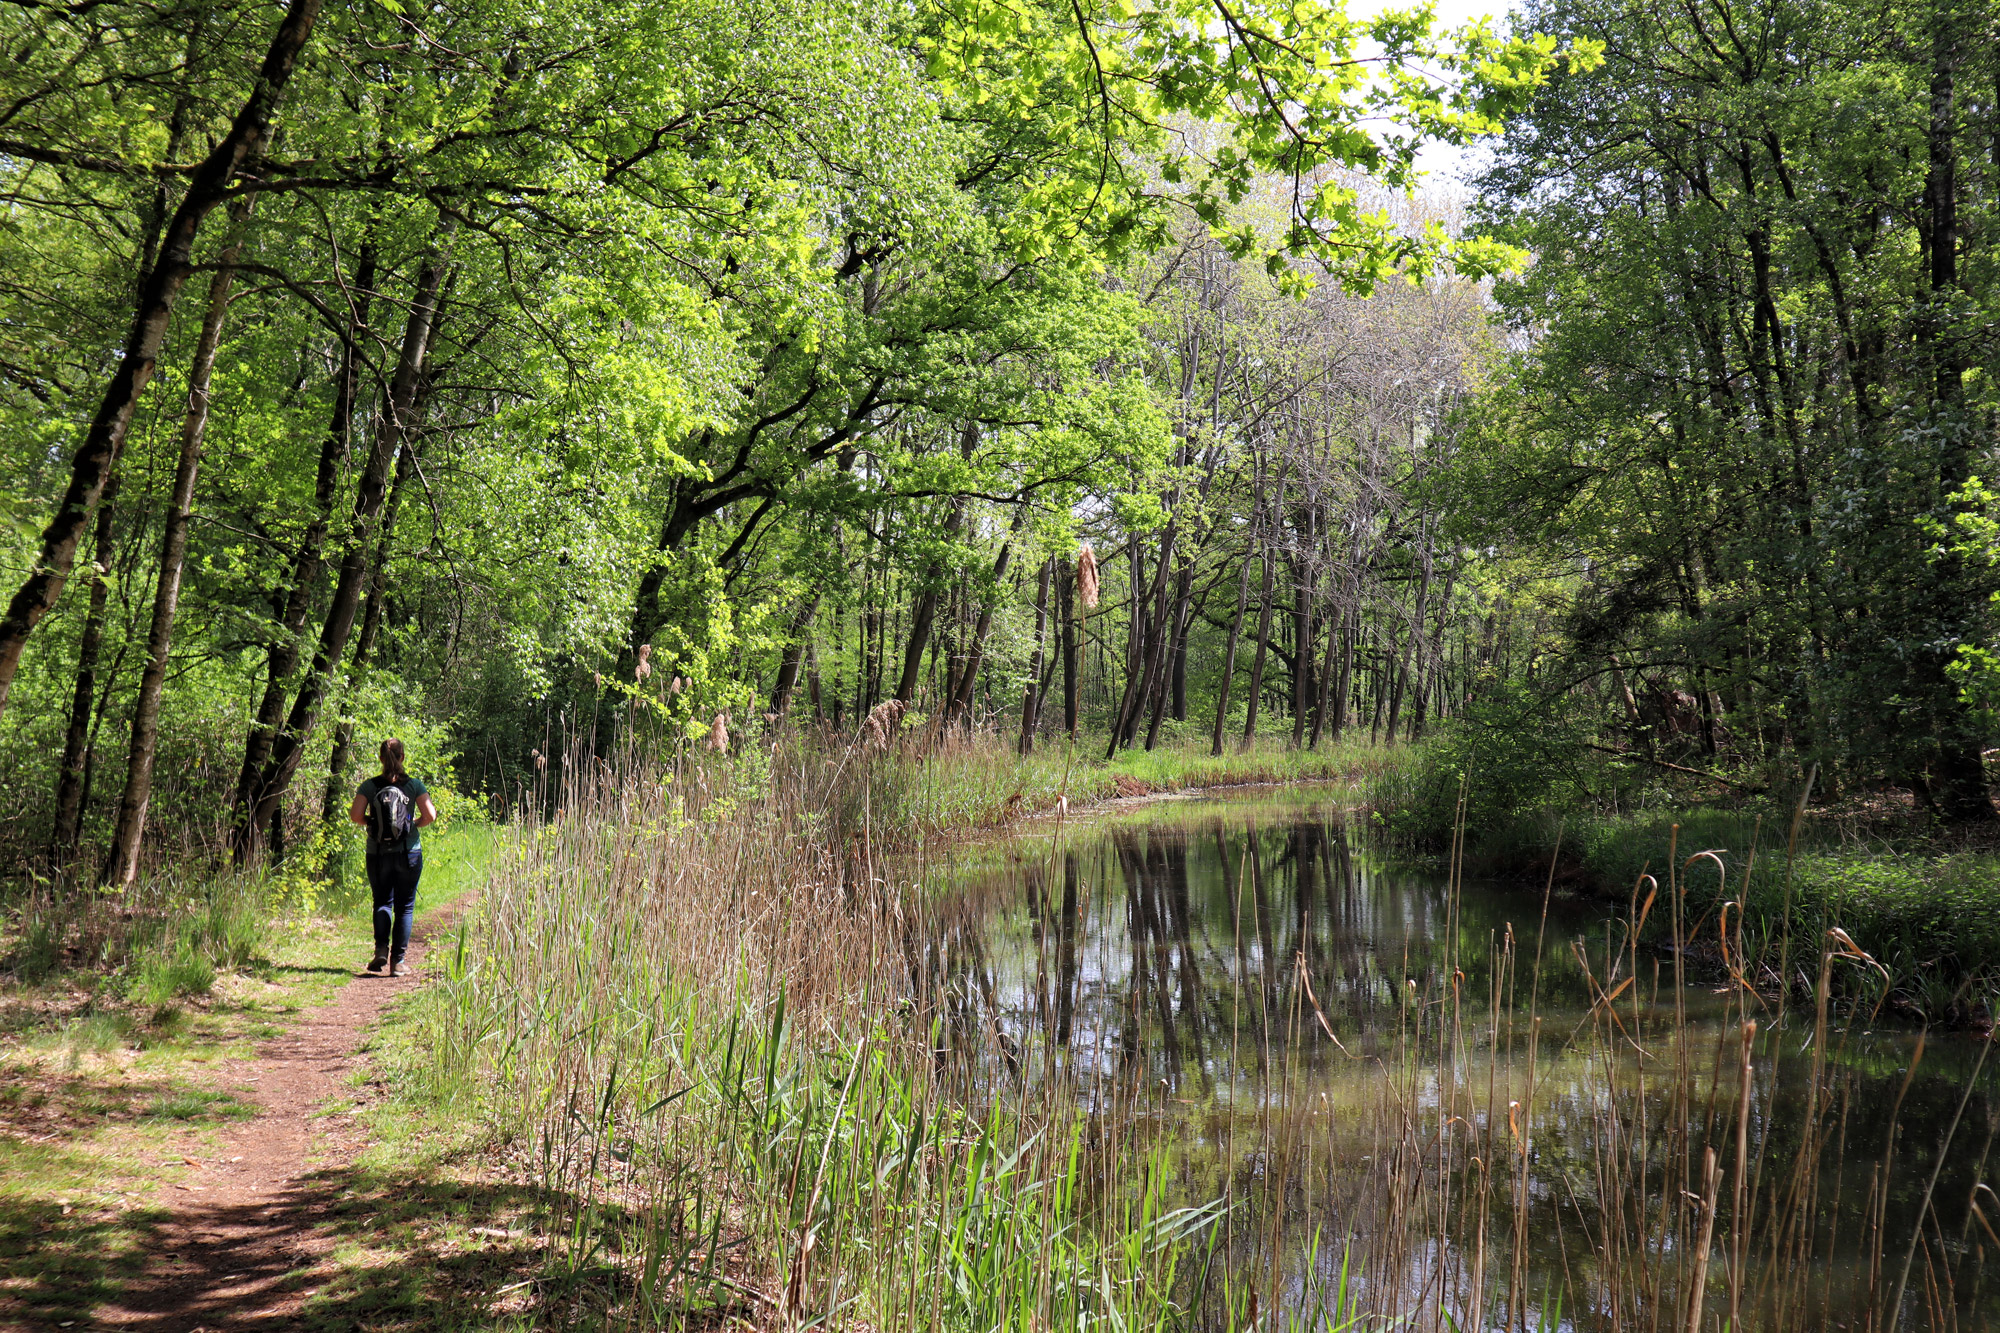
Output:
(1211, 551), (1254, 756)
(1410, 562), (1455, 741)
(235, 241), (377, 819)
(1105, 541), (1149, 753)
(0, 0), (323, 722)
(1384, 551), (1433, 743)
(1020, 556), (1051, 754)
(1143, 558), (1194, 751)
(1170, 561), (1190, 723)
(947, 540), (1013, 723)
(47, 42), (204, 864)
(49, 474), (123, 860)
(1060, 558), (1079, 738)
(102, 214), (249, 886)
(770, 593), (822, 718)
(1240, 550), (1277, 751)
(1918, 18), (1991, 822)
(894, 503), (968, 703)
(1368, 625), (1389, 744)
(239, 250), (446, 862)
(1289, 566), (1312, 748)
(322, 429), (424, 821)
(1329, 611), (1355, 741)
(1112, 522), (1182, 755)
(1306, 593), (1343, 750)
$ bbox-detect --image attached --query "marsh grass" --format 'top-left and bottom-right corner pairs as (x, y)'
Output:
(804, 730), (1393, 842)
(397, 733), (1991, 1331)
(1372, 745), (2000, 1023)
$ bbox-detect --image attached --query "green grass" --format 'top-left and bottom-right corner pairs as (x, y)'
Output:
(0, 817), (509, 1329)
(1367, 735), (2000, 1021)
(127, 945), (217, 1008)
(1555, 811), (2000, 1017)
(143, 1087), (256, 1121)
(59, 1011), (136, 1057)
(0, 1137), (167, 1327)
(842, 733), (1396, 843)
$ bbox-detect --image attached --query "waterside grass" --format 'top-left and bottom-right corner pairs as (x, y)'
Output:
(1368, 743), (2000, 1025)
(814, 731), (1398, 841)
(376, 735), (1991, 1330)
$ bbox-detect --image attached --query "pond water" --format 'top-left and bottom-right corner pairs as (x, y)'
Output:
(912, 789), (1998, 1332)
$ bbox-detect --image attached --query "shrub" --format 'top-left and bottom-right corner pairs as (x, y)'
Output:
(1371, 683), (1594, 852)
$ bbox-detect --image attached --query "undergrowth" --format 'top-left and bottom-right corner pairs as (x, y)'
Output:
(1368, 711), (2000, 1021)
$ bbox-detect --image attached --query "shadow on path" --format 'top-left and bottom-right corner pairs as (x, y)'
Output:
(3, 895), (501, 1333)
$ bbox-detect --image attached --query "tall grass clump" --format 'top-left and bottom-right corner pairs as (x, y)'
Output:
(4, 866), (271, 996)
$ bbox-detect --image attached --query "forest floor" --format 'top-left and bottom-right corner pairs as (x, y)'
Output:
(0, 877), (548, 1332)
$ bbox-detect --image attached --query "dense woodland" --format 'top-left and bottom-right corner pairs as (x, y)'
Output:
(1, 0), (1996, 884)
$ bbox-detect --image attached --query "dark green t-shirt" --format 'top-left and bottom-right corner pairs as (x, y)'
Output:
(357, 773), (429, 853)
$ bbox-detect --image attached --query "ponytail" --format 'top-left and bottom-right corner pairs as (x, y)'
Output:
(379, 737), (407, 781)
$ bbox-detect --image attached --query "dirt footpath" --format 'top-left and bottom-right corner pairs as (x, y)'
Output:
(85, 901), (469, 1333)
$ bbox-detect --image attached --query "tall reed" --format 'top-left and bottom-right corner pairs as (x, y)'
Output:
(409, 739), (1995, 1331)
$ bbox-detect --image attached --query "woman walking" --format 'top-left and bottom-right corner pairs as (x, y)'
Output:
(347, 737), (437, 976)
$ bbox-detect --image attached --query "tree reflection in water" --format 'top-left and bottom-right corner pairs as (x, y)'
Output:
(902, 793), (1999, 1331)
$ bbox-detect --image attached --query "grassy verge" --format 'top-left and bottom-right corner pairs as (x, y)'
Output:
(820, 732), (1398, 841)
(1368, 736), (2000, 1024)
(0, 819), (496, 1328)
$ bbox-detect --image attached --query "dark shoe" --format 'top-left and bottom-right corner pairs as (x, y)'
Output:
(367, 950), (388, 973)
(389, 958), (405, 977)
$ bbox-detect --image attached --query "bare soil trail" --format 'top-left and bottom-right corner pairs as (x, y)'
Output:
(83, 896), (474, 1333)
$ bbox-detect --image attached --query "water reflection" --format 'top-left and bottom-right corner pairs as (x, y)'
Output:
(912, 793), (2000, 1331)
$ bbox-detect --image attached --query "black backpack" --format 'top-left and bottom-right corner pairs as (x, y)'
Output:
(370, 777), (416, 849)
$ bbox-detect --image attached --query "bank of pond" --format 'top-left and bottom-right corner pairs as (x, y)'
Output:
(396, 773), (1998, 1332)
(904, 790), (1997, 1329)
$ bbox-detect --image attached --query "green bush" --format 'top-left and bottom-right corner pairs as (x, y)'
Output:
(1370, 683), (1595, 852)
(1478, 807), (2000, 1016)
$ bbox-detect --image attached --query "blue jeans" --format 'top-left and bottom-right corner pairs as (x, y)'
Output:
(367, 848), (423, 962)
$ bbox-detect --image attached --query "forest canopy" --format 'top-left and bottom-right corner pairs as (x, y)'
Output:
(0, 0), (1994, 887)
